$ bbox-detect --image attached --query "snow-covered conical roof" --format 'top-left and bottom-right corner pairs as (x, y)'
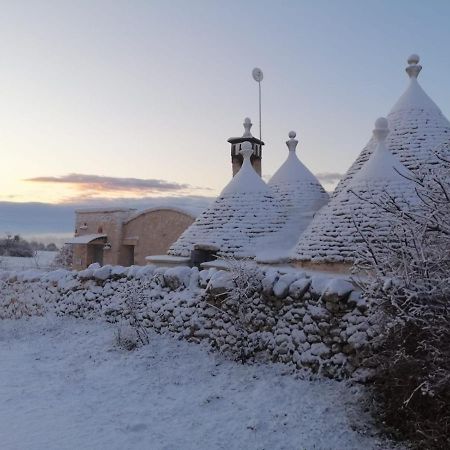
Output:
(221, 140), (269, 196)
(269, 131), (325, 186)
(334, 55), (450, 196)
(263, 131), (329, 255)
(291, 118), (417, 264)
(169, 142), (286, 258)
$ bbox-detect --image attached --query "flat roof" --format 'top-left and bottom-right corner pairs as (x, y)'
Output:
(124, 206), (197, 224)
(66, 234), (107, 244)
(75, 208), (136, 214)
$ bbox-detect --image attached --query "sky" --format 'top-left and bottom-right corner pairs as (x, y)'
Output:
(1, 0), (450, 239)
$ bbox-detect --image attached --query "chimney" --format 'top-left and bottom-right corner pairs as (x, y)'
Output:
(227, 117), (265, 177)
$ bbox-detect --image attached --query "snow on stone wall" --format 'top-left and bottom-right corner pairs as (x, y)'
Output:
(0, 264), (379, 381)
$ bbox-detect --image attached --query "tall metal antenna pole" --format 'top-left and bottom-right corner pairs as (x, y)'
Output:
(258, 80), (262, 140)
(252, 68), (264, 140)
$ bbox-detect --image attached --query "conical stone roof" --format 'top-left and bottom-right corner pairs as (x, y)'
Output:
(264, 131), (329, 255)
(169, 142), (287, 258)
(334, 55), (450, 197)
(291, 118), (418, 263)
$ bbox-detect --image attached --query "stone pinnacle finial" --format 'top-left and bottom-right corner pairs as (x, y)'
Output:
(240, 141), (254, 159)
(373, 117), (389, 142)
(406, 54), (422, 79)
(242, 117), (253, 138)
(286, 131), (298, 152)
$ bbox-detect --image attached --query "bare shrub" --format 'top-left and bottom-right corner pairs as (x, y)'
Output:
(53, 244), (73, 269)
(114, 282), (150, 351)
(224, 257), (263, 315)
(125, 294), (150, 347)
(115, 323), (140, 351)
(356, 147), (450, 449)
(208, 257), (264, 362)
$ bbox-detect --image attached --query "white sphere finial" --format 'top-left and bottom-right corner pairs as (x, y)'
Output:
(252, 68), (263, 82)
(408, 54), (420, 65)
(240, 141), (254, 159)
(286, 130), (298, 152)
(406, 53), (422, 79)
(242, 117), (253, 138)
(373, 117), (389, 142)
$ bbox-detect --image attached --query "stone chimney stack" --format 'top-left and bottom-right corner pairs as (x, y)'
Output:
(227, 117), (265, 177)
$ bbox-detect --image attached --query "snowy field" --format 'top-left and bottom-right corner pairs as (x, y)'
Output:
(0, 316), (396, 450)
(0, 251), (57, 271)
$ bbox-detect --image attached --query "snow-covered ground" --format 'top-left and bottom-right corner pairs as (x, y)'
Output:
(0, 251), (57, 271)
(0, 316), (395, 450)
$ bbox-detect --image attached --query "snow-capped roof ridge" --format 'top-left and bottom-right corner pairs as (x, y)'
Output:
(291, 118), (418, 264)
(333, 54), (450, 197)
(268, 131), (320, 186)
(350, 117), (409, 184)
(221, 141), (269, 196)
(390, 55), (440, 114)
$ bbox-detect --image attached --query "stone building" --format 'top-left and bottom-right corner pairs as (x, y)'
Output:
(291, 117), (417, 270)
(168, 129), (327, 262)
(168, 141), (288, 259)
(334, 55), (450, 195)
(68, 207), (196, 270)
(291, 55), (450, 270)
(70, 54), (449, 272)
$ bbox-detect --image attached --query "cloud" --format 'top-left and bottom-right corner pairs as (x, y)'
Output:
(315, 172), (345, 184)
(25, 173), (209, 194)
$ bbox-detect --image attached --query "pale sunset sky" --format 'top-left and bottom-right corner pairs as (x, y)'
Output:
(1, 0), (450, 237)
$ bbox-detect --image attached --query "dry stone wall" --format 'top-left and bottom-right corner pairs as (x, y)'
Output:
(0, 264), (380, 381)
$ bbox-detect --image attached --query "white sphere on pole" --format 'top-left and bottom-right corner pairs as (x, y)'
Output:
(252, 68), (264, 82)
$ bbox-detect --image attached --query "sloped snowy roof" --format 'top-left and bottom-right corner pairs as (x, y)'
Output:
(169, 142), (287, 258)
(291, 118), (417, 263)
(269, 132), (324, 186)
(263, 131), (329, 257)
(334, 55), (450, 196)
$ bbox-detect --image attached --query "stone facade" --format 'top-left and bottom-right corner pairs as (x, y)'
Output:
(73, 208), (133, 270)
(70, 207), (195, 269)
(123, 209), (195, 265)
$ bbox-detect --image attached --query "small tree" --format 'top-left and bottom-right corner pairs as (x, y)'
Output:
(0, 234), (34, 257)
(46, 243), (58, 252)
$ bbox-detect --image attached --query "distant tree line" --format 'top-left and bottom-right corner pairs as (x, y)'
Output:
(0, 234), (59, 257)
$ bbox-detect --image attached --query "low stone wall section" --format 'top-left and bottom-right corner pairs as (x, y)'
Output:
(0, 264), (380, 380)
